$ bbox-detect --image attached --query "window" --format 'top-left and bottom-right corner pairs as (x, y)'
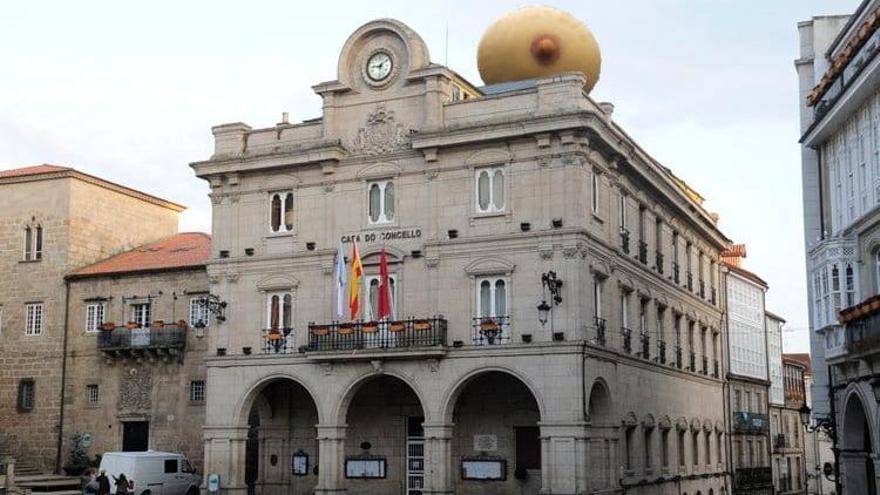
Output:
(451, 84), (462, 102)
(705, 433), (711, 466)
(845, 264), (855, 307)
(678, 431), (686, 468)
(164, 459), (179, 474)
(876, 250), (880, 292)
(624, 426), (634, 470)
(189, 297), (209, 328)
(477, 278), (507, 318)
(269, 192), (294, 233)
(0, 306), (4, 336)
(368, 180), (395, 224)
(593, 277), (603, 319)
(267, 292), (293, 330)
(735, 389), (742, 411)
(366, 274), (397, 321)
(130, 303), (151, 328)
(692, 432), (699, 466)
(514, 426), (540, 470)
(23, 225), (43, 261)
(86, 384), (99, 405)
(190, 380), (206, 402)
(591, 171), (600, 214)
(85, 303), (105, 333)
(644, 428), (653, 469)
(475, 167), (505, 213)
(17, 378), (35, 412)
(618, 192), (628, 232)
(620, 291), (630, 328)
(25, 303), (43, 336)
(661, 429), (670, 467)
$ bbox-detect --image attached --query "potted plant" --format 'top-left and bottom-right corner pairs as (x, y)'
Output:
(313, 325), (329, 336)
(153, 320), (165, 330)
(388, 321), (406, 333)
(413, 319), (432, 331)
(267, 328), (283, 341)
(338, 324), (354, 335)
(362, 322), (379, 333)
(101, 322), (115, 331)
(125, 321), (138, 329)
(63, 432), (90, 476)
(479, 318), (499, 332)
(177, 320), (188, 330)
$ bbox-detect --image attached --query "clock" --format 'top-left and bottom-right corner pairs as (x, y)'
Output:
(366, 51), (393, 82)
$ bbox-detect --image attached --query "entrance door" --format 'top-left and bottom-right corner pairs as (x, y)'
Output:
(406, 417), (425, 495)
(122, 422), (149, 451)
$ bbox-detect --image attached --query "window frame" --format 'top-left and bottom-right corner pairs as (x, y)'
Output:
(365, 273), (398, 321)
(190, 380), (206, 402)
(189, 297), (210, 328)
(367, 179), (396, 225)
(474, 166), (506, 215)
(86, 384), (99, 406)
(85, 303), (105, 333)
(476, 276), (509, 320)
(591, 170), (600, 215)
(268, 191), (295, 234)
(266, 291), (293, 330)
(130, 303), (151, 329)
(18, 378), (35, 412)
(25, 303), (43, 336)
(23, 224), (43, 261)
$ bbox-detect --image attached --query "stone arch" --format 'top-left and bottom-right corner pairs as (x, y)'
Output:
(587, 378), (613, 426)
(440, 366), (545, 424)
(234, 372), (324, 427)
(336, 19), (430, 87)
(463, 256), (516, 277)
(842, 386), (874, 452)
(332, 369), (429, 425)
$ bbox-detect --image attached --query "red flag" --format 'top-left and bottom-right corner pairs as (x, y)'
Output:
(377, 248), (392, 320)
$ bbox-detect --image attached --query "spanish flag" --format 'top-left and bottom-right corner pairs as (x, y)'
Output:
(348, 241), (364, 319)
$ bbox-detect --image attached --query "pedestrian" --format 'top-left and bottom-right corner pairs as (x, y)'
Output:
(96, 469), (111, 495)
(84, 471), (99, 495)
(112, 473), (129, 495)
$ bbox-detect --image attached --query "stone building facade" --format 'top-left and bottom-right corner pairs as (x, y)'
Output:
(60, 233), (211, 472)
(193, 19), (732, 495)
(0, 165), (183, 472)
(721, 250), (773, 495)
(798, 2), (880, 493)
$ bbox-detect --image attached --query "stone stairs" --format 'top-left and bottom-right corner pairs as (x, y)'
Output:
(15, 475), (82, 495)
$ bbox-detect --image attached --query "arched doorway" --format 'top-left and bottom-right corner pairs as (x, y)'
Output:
(343, 375), (425, 494)
(244, 378), (319, 495)
(448, 371), (542, 495)
(841, 392), (875, 495)
(587, 379), (615, 491)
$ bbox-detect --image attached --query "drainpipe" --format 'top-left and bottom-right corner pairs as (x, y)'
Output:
(55, 278), (71, 473)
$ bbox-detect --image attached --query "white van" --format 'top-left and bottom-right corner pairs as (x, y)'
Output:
(99, 451), (201, 495)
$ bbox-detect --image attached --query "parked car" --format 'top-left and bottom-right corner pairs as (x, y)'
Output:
(99, 451), (201, 495)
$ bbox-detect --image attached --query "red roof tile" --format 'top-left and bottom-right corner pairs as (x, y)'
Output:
(0, 164), (71, 178)
(70, 233), (211, 277)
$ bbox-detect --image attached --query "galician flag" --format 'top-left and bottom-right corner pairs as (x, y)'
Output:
(335, 242), (347, 319)
(348, 241), (364, 319)
(377, 248), (392, 320)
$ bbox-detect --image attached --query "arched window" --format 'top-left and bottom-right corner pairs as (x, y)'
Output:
(845, 264), (855, 308)
(831, 265), (841, 313)
(23, 224), (42, 261)
(366, 274), (397, 321)
(267, 292), (293, 329)
(475, 167), (505, 213)
(368, 180), (395, 224)
(269, 192), (294, 233)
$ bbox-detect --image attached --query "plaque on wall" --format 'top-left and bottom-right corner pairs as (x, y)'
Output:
(461, 458), (506, 481)
(291, 450), (309, 476)
(473, 434), (498, 452)
(345, 457), (386, 479)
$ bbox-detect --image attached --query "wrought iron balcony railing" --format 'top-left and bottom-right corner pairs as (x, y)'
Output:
(594, 316), (607, 346)
(672, 262), (680, 284)
(734, 467), (773, 489)
(620, 229), (630, 254)
(621, 327), (632, 354)
(732, 412), (769, 434)
(472, 316), (510, 345)
(656, 252), (664, 275)
(307, 317), (448, 352)
(97, 324), (187, 362)
(640, 332), (650, 359)
(638, 241), (648, 264)
(675, 345), (683, 369)
(657, 339), (667, 364)
(262, 327), (293, 354)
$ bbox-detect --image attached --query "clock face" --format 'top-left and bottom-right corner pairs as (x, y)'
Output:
(367, 52), (393, 81)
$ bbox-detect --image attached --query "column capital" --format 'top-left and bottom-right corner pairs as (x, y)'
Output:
(316, 424), (348, 440)
(422, 423), (454, 439)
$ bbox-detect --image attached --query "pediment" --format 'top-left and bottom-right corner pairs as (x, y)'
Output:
(464, 148), (512, 167)
(356, 162), (402, 180)
(464, 257), (515, 277)
(256, 274), (300, 291)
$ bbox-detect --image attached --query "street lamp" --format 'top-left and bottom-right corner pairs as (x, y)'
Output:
(799, 404), (836, 441)
(538, 271), (563, 326)
(537, 300), (551, 326)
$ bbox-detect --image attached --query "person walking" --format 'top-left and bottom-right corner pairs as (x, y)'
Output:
(84, 471), (99, 495)
(113, 473), (130, 495)
(96, 470), (110, 495)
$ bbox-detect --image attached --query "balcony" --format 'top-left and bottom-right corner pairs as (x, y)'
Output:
(593, 316), (607, 346)
(472, 316), (510, 345)
(640, 332), (650, 359)
(657, 339), (667, 364)
(675, 345), (683, 369)
(620, 229), (630, 254)
(305, 317), (448, 360)
(732, 412), (769, 434)
(656, 252), (664, 275)
(638, 241), (648, 264)
(845, 313), (880, 356)
(672, 262), (680, 284)
(621, 327), (632, 354)
(262, 328), (294, 354)
(734, 467), (773, 490)
(97, 323), (187, 363)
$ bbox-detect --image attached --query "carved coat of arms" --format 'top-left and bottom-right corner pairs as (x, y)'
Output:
(350, 105), (410, 156)
(119, 367), (152, 411)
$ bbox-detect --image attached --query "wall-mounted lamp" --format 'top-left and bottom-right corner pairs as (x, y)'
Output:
(537, 271), (563, 326)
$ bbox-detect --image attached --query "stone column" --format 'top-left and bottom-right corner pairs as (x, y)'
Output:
(203, 426), (249, 495)
(314, 424), (347, 494)
(539, 421), (589, 494)
(422, 423), (454, 494)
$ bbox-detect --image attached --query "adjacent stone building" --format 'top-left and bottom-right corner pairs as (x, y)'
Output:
(193, 16), (731, 495)
(0, 165), (184, 472)
(61, 232), (211, 472)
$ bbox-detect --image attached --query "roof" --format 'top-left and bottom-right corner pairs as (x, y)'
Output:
(69, 233), (211, 278)
(723, 262), (768, 288)
(765, 310), (787, 323)
(784, 353), (811, 373)
(479, 79), (539, 95)
(0, 164), (71, 178)
(0, 163), (186, 212)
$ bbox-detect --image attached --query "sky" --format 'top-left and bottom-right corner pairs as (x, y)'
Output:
(0, 1), (861, 353)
